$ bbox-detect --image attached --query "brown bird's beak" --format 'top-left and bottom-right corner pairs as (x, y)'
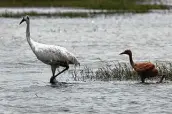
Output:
(19, 18), (25, 25)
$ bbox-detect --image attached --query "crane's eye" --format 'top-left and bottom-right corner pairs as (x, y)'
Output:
(27, 16), (29, 20)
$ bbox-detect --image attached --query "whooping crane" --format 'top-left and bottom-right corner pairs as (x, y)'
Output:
(19, 15), (80, 84)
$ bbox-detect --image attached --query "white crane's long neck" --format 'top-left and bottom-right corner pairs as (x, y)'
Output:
(26, 20), (35, 50)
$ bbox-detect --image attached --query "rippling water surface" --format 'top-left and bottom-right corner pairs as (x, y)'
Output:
(1, 11), (172, 113)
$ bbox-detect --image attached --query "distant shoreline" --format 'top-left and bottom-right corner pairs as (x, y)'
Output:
(0, 8), (169, 18)
(0, 0), (169, 18)
(0, 0), (168, 10)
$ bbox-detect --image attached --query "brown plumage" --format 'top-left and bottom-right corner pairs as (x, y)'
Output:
(120, 49), (164, 83)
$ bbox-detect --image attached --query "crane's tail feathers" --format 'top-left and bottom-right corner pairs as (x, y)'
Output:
(75, 62), (80, 67)
(74, 59), (80, 66)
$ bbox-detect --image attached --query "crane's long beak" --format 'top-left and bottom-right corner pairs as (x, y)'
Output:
(119, 52), (125, 55)
(19, 18), (25, 25)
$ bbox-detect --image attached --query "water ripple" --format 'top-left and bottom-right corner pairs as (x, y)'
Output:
(1, 12), (172, 113)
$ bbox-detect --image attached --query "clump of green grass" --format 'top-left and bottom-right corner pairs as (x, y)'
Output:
(94, 63), (138, 81)
(72, 62), (172, 82)
(72, 66), (95, 81)
(156, 62), (172, 81)
(0, 0), (169, 12)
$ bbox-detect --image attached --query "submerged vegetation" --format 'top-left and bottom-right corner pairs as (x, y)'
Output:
(0, 0), (169, 18)
(71, 62), (172, 82)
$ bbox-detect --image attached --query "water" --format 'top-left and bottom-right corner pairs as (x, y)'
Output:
(1, 11), (172, 113)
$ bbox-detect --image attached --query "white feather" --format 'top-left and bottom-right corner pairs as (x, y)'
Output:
(31, 40), (80, 66)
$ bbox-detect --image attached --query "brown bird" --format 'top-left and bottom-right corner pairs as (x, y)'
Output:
(120, 49), (164, 83)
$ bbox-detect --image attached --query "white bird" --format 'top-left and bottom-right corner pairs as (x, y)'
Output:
(19, 15), (80, 84)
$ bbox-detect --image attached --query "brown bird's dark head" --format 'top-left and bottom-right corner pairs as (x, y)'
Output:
(120, 49), (132, 55)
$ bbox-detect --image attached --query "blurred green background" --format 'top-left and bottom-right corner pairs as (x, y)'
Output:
(0, 0), (166, 11)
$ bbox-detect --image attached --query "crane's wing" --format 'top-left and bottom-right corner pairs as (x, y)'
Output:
(33, 43), (79, 66)
(134, 62), (155, 72)
(64, 50), (80, 65)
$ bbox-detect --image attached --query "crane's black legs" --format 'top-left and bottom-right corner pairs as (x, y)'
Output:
(159, 75), (165, 83)
(50, 65), (56, 84)
(50, 65), (69, 84)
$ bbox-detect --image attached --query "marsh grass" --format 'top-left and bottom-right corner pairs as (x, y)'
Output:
(0, 0), (167, 10)
(72, 62), (172, 82)
(156, 62), (172, 81)
(0, 11), (129, 18)
(0, 7), (169, 18)
(0, 9), (159, 18)
(0, 0), (169, 17)
(0, 11), (91, 18)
